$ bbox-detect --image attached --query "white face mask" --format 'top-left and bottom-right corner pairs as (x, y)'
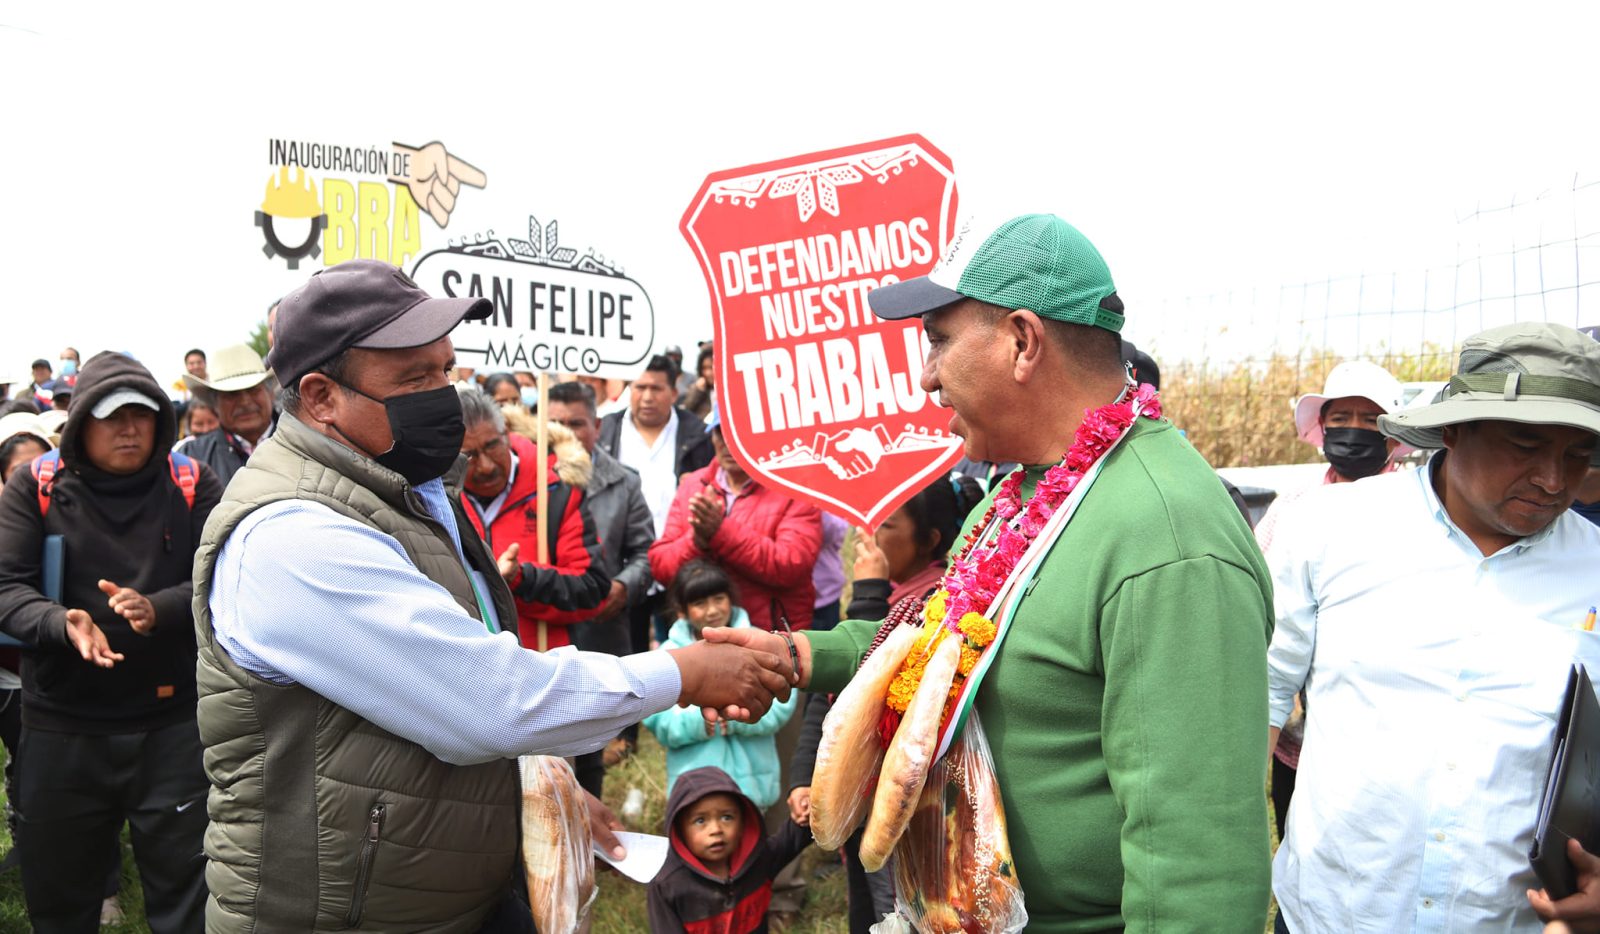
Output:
(58, 359), (77, 376)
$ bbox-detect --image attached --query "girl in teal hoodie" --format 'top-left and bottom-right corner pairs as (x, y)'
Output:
(643, 560), (796, 809)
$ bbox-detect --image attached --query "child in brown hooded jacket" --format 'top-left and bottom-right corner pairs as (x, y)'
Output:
(648, 765), (810, 934)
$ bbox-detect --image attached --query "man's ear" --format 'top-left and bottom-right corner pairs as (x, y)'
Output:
(1008, 309), (1048, 385)
(298, 373), (340, 425)
(1439, 423), (1460, 451)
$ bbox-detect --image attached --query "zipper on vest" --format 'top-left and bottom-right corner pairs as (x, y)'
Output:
(347, 803), (385, 927)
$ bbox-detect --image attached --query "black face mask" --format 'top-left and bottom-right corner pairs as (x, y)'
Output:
(1323, 427), (1389, 480)
(339, 383), (465, 486)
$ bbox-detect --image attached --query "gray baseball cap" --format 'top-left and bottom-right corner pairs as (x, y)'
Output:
(267, 259), (491, 386)
(1378, 322), (1600, 465)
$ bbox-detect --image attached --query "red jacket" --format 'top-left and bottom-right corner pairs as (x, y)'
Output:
(649, 464), (822, 631)
(460, 432), (608, 650)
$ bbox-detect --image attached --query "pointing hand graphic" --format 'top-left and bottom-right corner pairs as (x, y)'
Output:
(390, 141), (487, 228)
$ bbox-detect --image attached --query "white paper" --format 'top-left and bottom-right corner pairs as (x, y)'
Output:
(594, 831), (669, 884)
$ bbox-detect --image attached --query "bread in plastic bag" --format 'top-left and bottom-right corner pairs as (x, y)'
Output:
(811, 623), (923, 850)
(519, 755), (597, 933)
(891, 711), (1026, 933)
(861, 634), (961, 871)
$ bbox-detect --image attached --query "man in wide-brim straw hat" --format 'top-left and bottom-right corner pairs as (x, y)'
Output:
(183, 344), (277, 488)
(1266, 321), (1600, 933)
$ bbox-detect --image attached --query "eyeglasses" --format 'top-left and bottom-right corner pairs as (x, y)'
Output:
(461, 437), (505, 461)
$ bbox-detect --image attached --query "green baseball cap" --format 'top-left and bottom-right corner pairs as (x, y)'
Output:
(868, 213), (1124, 332)
(1378, 322), (1600, 466)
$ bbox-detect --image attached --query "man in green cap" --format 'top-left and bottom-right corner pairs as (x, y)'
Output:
(707, 214), (1275, 931)
(1266, 322), (1600, 932)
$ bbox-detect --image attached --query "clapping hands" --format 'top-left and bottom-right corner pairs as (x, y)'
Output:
(63, 578), (158, 669)
(689, 490), (725, 550)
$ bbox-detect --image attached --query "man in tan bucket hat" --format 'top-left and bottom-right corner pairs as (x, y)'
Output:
(183, 344), (276, 488)
(1266, 321), (1600, 933)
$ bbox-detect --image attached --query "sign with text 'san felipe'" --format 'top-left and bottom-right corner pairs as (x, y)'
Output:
(410, 219), (655, 380)
(681, 135), (963, 530)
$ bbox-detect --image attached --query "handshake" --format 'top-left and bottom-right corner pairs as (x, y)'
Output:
(663, 628), (812, 723)
(818, 426), (892, 480)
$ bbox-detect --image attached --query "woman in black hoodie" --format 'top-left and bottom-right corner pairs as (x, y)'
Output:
(0, 350), (221, 934)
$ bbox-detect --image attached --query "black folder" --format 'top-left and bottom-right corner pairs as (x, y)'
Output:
(1530, 664), (1600, 898)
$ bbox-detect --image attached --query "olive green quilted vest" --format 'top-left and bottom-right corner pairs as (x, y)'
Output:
(192, 414), (521, 933)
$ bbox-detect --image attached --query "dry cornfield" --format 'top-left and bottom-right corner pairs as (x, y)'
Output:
(1161, 345), (1458, 468)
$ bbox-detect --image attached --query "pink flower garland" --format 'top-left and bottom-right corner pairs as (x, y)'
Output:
(938, 384), (1162, 628)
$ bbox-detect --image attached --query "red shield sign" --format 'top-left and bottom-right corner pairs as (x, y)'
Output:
(681, 134), (962, 530)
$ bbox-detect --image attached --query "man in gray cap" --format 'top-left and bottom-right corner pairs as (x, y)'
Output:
(1267, 322), (1600, 932)
(191, 259), (795, 933)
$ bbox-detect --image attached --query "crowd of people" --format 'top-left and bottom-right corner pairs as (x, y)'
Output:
(0, 217), (1595, 934)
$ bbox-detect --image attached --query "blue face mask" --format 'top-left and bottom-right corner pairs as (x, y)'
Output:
(520, 386), (539, 409)
(58, 359), (77, 377)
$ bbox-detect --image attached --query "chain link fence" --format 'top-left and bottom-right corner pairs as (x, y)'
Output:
(1150, 175), (1600, 467)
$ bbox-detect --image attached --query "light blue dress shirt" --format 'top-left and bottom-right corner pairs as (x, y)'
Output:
(1267, 456), (1600, 932)
(209, 477), (682, 766)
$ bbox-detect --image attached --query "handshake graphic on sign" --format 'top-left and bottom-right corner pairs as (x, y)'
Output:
(817, 425), (894, 480)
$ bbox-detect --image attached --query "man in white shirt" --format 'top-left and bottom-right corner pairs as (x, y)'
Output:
(596, 354), (714, 653)
(1267, 322), (1600, 933)
(598, 355), (713, 533)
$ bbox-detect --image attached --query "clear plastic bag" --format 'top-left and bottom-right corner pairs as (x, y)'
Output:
(518, 755), (598, 934)
(890, 712), (1027, 934)
(810, 624), (922, 850)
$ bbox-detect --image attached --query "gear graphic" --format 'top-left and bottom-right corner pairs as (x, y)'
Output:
(256, 166), (327, 269)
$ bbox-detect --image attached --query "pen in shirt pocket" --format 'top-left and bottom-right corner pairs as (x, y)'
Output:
(1586, 607), (1597, 633)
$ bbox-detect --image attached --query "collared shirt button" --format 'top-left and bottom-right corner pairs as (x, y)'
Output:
(1423, 898), (1435, 908)
(1445, 761), (1457, 770)
(1434, 831), (1447, 842)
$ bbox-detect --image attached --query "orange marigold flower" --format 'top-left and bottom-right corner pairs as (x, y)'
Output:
(958, 645), (979, 676)
(958, 613), (997, 647)
(886, 669), (919, 713)
(924, 590), (949, 626)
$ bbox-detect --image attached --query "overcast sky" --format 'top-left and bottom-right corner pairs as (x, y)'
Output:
(4, 1), (1598, 384)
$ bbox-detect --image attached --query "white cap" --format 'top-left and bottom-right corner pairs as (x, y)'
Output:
(0, 412), (51, 447)
(90, 388), (161, 420)
(37, 410), (69, 439)
(1292, 361), (1404, 448)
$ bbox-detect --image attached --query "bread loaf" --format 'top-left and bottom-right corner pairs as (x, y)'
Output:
(859, 634), (961, 871)
(519, 756), (596, 933)
(809, 624), (921, 850)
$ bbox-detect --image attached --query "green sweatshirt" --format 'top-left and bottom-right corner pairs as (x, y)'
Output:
(806, 418), (1273, 933)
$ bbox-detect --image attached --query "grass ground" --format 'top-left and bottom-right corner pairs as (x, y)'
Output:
(0, 800), (148, 934)
(0, 733), (850, 934)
